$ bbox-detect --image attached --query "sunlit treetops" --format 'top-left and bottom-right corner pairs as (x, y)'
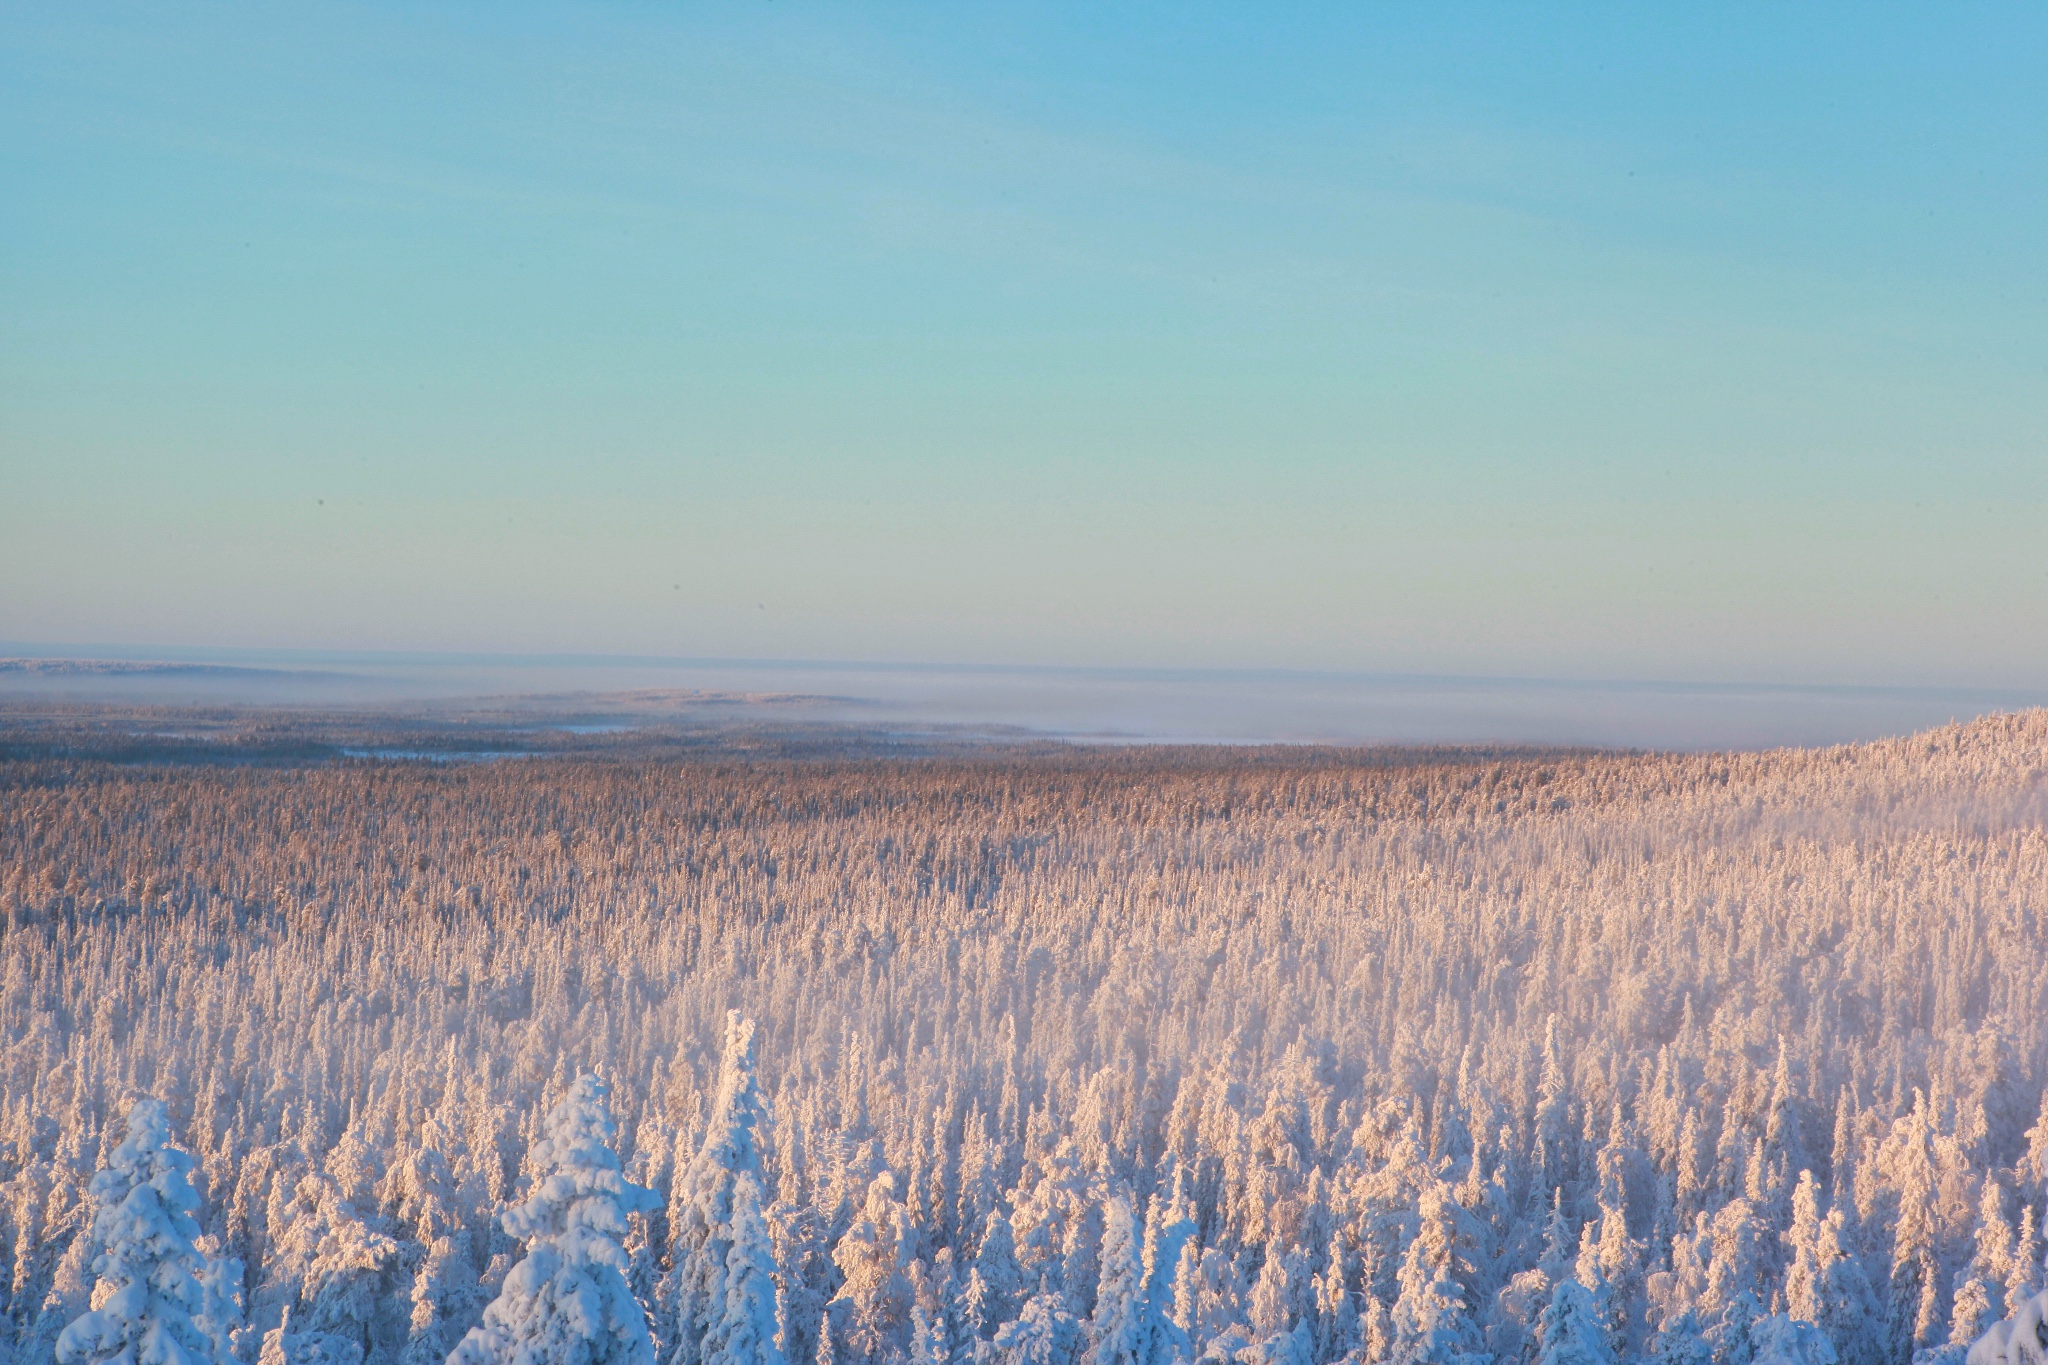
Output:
(5, 712), (2048, 1365)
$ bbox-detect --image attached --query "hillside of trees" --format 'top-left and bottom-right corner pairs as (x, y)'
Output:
(6, 711), (2048, 1365)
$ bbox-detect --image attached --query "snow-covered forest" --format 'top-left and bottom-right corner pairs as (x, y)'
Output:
(7, 711), (2048, 1365)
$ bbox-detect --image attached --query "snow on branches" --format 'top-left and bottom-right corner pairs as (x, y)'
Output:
(56, 1100), (224, 1365)
(448, 1077), (659, 1365)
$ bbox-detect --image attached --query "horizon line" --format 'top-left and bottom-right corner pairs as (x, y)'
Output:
(6, 641), (2047, 705)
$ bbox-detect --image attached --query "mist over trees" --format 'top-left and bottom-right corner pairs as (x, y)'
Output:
(6, 713), (2048, 1365)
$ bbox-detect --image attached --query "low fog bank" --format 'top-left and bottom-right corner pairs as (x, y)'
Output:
(4, 647), (2045, 750)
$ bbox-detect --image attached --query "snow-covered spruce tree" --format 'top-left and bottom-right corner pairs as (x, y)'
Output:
(1388, 1235), (1485, 1365)
(1088, 1196), (1143, 1365)
(1246, 1248), (1290, 1345)
(448, 1075), (659, 1365)
(666, 1015), (767, 1365)
(1811, 1210), (1883, 1365)
(1649, 1312), (1713, 1365)
(909, 1305), (946, 1365)
(1749, 1316), (1837, 1365)
(55, 1099), (217, 1365)
(405, 1228), (486, 1365)
(829, 1174), (915, 1365)
(384, 1140), (486, 1365)
(1782, 1173), (1825, 1330)
(1919, 1281), (1992, 1365)
(1535, 1280), (1614, 1365)
(700, 1174), (783, 1365)
(992, 1282), (1077, 1365)
(2005, 1210), (2040, 1315)
(1937, 1181), (2023, 1365)
(1136, 1192), (1194, 1365)
(196, 1254), (248, 1365)
(261, 1310), (368, 1365)
(267, 1174), (405, 1365)
(974, 1214), (1023, 1333)
(1963, 1288), (2048, 1365)
(1389, 1183), (1488, 1365)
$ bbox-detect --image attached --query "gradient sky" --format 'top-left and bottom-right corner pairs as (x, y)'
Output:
(3, 2), (2044, 685)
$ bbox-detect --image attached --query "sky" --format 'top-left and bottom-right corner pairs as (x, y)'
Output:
(3, 2), (2045, 688)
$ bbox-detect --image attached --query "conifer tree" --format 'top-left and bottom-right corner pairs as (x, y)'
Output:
(1535, 1280), (1613, 1365)
(829, 1175), (915, 1365)
(975, 1214), (1023, 1333)
(1811, 1211), (1882, 1365)
(1782, 1173), (1824, 1328)
(1136, 1193), (1193, 1365)
(910, 1306), (946, 1365)
(960, 1271), (994, 1355)
(1699, 1200), (1762, 1331)
(196, 1254), (247, 1365)
(702, 1175), (782, 1365)
(1969, 1182), (2018, 1325)
(1313, 1233), (1358, 1365)
(1536, 1021), (1573, 1203)
(1088, 1197), (1142, 1365)
(2005, 1209), (2040, 1313)
(1649, 1312), (1712, 1365)
(1748, 1315), (1836, 1365)
(56, 1099), (216, 1365)
(448, 1075), (659, 1365)
(992, 1285), (1076, 1365)
(386, 1138), (484, 1365)
(667, 1016), (768, 1365)
(273, 1175), (404, 1365)
(1388, 1235), (1484, 1365)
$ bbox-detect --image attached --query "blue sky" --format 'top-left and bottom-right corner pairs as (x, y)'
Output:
(3, 2), (2044, 685)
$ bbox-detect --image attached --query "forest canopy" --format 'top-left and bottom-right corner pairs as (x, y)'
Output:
(5, 711), (2048, 1365)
